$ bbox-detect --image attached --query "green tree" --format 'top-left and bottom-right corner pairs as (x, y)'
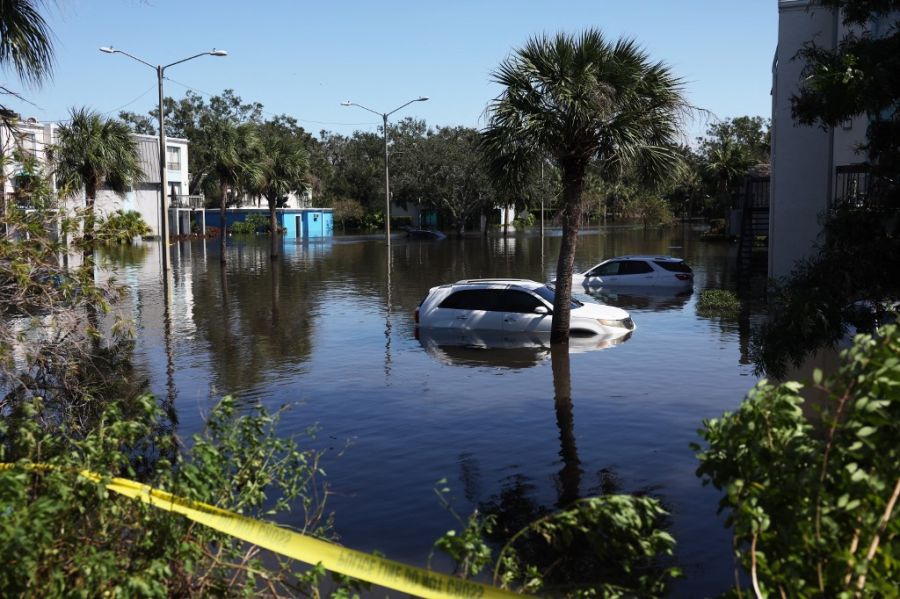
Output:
(664, 146), (703, 219)
(200, 117), (261, 263)
(393, 125), (496, 236)
(331, 197), (365, 231)
(319, 129), (383, 213)
(117, 110), (156, 135)
(483, 30), (688, 342)
(119, 90), (266, 200)
(792, 0), (900, 180)
(53, 107), (143, 242)
(701, 116), (770, 165)
(250, 119), (309, 259)
(703, 138), (751, 195)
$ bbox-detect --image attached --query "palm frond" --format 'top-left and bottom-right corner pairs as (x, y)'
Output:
(0, 0), (53, 86)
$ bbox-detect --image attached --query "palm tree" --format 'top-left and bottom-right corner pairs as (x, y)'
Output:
(54, 107), (143, 242)
(483, 30), (688, 343)
(203, 118), (260, 264)
(704, 137), (752, 195)
(251, 130), (308, 259)
(0, 0), (53, 86)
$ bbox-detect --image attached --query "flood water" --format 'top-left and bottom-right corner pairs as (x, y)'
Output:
(99, 225), (756, 596)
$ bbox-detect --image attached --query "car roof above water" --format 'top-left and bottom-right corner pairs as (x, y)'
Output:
(604, 255), (685, 263)
(452, 278), (544, 288)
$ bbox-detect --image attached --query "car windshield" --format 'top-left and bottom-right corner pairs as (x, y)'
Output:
(534, 285), (583, 309)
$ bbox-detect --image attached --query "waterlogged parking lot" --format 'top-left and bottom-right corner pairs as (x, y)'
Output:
(103, 225), (757, 596)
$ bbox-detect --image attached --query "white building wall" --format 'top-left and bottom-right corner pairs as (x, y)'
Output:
(0, 120), (189, 238)
(770, 1), (872, 279)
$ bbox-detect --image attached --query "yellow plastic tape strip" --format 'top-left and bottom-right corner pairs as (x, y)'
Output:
(0, 464), (521, 599)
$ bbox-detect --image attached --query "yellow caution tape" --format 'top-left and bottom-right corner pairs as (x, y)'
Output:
(0, 463), (521, 599)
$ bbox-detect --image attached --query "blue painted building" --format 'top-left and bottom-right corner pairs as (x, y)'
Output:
(205, 208), (333, 238)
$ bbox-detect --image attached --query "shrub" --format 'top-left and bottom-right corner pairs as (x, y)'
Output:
(94, 210), (151, 244)
(694, 325), (900, 597)
(697, 289), (741, 317)
(229, 214), (269, 235)
(331, 198), (365, 230)
(0, 395), (339, 597)
(751, 206), (900, 378)
(513, 212), (536, 230)
(433, 485), (680, 596)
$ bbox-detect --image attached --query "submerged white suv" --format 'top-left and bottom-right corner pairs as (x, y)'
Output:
(568, 255), (694, 289)
(415, 279), (634, 336)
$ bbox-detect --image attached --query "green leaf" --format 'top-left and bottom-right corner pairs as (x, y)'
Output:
(857, 426), (876, 438)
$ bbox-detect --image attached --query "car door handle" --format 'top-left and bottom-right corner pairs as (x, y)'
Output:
(456, 316), (468, 320)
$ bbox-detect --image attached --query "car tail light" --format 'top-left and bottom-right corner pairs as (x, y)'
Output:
(414, 307), (420, 323)
(675, 273), (692, 281)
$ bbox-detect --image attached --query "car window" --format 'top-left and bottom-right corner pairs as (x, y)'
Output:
(438, 289), (502, 311)
(619, 260), (654, 275)
(534, 285), (582, 309)
(496, 290), (544, 313)
(653, 260), (692, 273)
(588, 261), (620, 276)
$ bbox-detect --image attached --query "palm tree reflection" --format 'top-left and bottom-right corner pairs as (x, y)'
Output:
(551, 343), (582, 508)
(456, 345), (675, 593)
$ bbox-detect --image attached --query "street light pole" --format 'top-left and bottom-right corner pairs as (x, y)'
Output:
(156, 64), (168, 271)
(341, 97), (428, 248)
(100, 46), (227, 273)
(383, 112), (390, 244)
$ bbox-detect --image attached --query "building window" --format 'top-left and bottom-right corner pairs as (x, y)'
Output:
(166, 145), (181, 171)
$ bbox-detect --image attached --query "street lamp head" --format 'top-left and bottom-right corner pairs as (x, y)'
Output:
(210, 49), (228, 57)
(340, 101), (352, 106)
(417, 96), (429, 102)
(99, 46), (115, 53)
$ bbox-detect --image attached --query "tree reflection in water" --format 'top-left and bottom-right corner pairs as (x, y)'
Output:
(551, 343), (581, 508)
(457, 344), (677, 594)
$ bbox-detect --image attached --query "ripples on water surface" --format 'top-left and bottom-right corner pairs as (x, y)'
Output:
(99, 226), (755, 596)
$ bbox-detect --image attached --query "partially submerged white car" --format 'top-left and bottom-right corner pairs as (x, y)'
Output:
(415, 278), (634, 336)
(565, 255), (694, 289)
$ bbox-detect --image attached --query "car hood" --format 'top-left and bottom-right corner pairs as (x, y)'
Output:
(572, 301), (630, 321)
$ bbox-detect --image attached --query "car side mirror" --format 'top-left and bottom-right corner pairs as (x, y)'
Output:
(534, 306), (550, 315)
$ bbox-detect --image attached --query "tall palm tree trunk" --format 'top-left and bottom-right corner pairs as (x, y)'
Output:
(83, 189), (97, 245)
(550, 160), (586, 343)
(269, 199), (279, 259)
(219, 184), (227, 264)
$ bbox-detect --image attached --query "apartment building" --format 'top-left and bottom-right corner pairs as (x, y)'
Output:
(0, 118), (191, 238)
(769, 0), (880, 279)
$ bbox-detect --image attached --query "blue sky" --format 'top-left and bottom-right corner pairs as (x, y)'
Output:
(6, 0), (776, 142)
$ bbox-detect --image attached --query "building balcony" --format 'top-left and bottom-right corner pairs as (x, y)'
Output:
(833, 164), (898, 211)
(170, 194), (205, 209)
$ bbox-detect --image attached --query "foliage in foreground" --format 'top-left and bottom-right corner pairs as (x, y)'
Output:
(0, 395), (340, 598)
(1, 203), (345, 597)
(695, 325), (900, 597)
(432, 485), (680, 597)
(751, 207), (900, 378)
